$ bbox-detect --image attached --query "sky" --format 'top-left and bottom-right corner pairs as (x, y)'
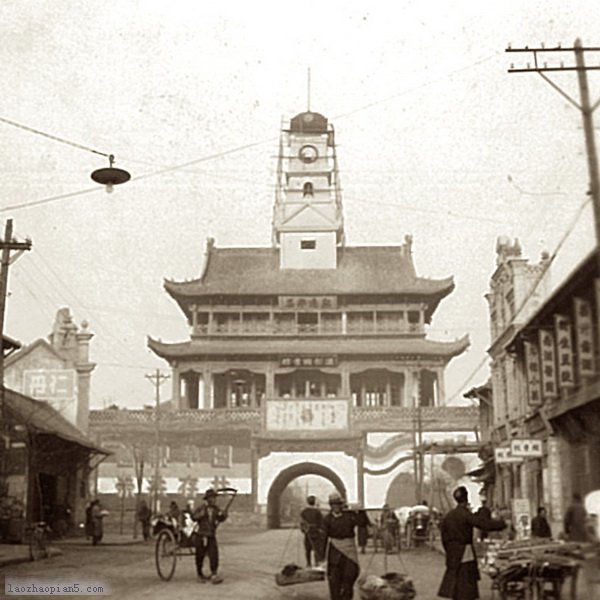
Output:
(1, 0), (598, 409)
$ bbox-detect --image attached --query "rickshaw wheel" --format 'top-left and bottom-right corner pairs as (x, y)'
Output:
(155, 528), (177, 581)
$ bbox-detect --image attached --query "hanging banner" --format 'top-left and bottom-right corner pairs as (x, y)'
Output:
(573, 297), (595, 378)
(539, 330), (557, 399)
(547, 437), (563, 521)
(554, 315), (575, 388)
(524, 341), (542, 406)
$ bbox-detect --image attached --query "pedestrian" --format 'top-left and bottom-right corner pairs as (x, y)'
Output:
(300, 495), (326, 567)
(137, 500), (151, 541)
(438, 485), (506, 600)
(474, 497), (491, 541)
(167, 500), (180, 527)
(531, 506), (552, 539)
(90, 499), (107, 546)
(564, 492), (589, 542)
(84, 501), (93, 540)
(356, 508), (372, 554)
(323, 492), (359, 600)
(380, 503), (399, 552)
(193, 488), (228, 584)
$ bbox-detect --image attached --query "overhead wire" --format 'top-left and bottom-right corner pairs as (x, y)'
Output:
(445, 195), (593, 404)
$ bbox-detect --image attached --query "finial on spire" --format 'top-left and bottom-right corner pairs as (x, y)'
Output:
(307, 67), (311, 111)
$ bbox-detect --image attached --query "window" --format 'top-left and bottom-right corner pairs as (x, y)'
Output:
(303, 182), (314, 197)
(301, 239), (316, 250)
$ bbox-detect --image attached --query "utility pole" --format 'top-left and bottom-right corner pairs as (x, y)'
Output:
(145, 369), (169, 514)
(0, 219), (31, 487)
(506, 40), (600, 271)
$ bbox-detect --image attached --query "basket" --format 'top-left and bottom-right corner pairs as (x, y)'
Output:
(275, 563), (326, 586)
(358, 572), (416, 600)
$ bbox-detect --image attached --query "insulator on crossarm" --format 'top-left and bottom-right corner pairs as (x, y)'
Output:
(541, 42), (545, 49)
(557, 42), (561, 48)
(543, 62), (547, 68)
(527, 62), (531, 69)
(510, 63), (515, 69)
(507, 42), (512, 49)
(560, 61), (564, 68)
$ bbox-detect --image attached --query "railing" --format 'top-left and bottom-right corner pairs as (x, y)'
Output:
(192, 322), (422, 336)
(91, 404), (479, 430)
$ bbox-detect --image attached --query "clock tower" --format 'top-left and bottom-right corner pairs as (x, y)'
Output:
(272, 111), (344, 269)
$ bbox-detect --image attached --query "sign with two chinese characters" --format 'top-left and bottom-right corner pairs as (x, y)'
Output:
(23, 369), (77, 425)
(265, 399), (349, 431)
(494, 446), (523, 464)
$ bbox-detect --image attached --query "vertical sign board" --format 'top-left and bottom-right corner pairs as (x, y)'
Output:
(539, 330), (558, 400)
(524, 341), (542, 406)
(512, 498), (532, 540)
(546, 437), (563, 522)
(23, 369), (77, 425)
(574, 297), (595, 378)
(554, 315), (575, 389)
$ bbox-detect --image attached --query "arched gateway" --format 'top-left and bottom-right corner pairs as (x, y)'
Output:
(266, 462), (347, 529)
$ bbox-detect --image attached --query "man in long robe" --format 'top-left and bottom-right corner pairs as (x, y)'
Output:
(323, 492), (359, 600)
(300, 495), (326, 567)
(438, 486), (505, 600)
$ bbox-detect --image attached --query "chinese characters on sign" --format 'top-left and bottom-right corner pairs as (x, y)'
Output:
(280, 356), (337, 368)
(524, 341), (542, 406)
(23, 370), (77, 425)
(265, 399), (349, 431)
(539, 330), (557, 400)
(554, 315), (575, 389)
(212, 445), (232, 468)
(574, 297), (595, 378)
(278, 296), (337, 309)
(510, 438), (543, 457)
(547, 437), (563, 521)
(494, 447), (523, 464)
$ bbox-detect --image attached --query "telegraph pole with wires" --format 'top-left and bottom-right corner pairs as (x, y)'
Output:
(145, 369), (169, 514)
(506, 39), (600, 271)
(0, 219), (31, 487)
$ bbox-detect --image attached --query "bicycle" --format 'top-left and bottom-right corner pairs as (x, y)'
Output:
(26, 521), (50, 561)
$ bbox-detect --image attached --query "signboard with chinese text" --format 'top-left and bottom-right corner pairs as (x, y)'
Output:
(494, 446), (523, 464)
(554, 315), (575, 388)
(278, 296), (337, 309)
(23, 369), (77, 425)
(524, 341), (542, 406)
(539, 330), (557, 399)
(265, 399), (349, 431)
(512, 498), (532, 540)
(280, 356), (337, 368)
(574, 297), (595, 378)
(510, 438), (543, 457)
(547, 437), (563, 521)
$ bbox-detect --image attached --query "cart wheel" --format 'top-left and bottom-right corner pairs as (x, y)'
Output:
(155, 528), (177, 581)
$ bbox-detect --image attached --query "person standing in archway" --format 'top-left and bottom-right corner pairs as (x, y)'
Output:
(323, 492), (359, 600)
(300, 495), (326, 567)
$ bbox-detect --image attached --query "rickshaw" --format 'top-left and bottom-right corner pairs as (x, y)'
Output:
(404, 505), (431, 549)
(154, 487), (237, 581)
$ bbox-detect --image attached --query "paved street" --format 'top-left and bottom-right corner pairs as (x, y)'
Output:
(1, 526), (503, 599)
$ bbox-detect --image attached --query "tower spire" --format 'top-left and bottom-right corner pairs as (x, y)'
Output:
(307, 67), (311, 112)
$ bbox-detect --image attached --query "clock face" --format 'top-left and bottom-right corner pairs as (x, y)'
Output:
(299, 145), (318, 164)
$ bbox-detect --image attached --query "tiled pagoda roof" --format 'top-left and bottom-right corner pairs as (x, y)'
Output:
(147, 334), (469, 362)
(164, 244), (455, 320)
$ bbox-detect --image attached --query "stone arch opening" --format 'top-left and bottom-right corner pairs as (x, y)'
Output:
(266, 462), (347, 529)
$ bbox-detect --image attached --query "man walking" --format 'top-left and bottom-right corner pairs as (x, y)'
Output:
(438, 486), (505, 600)
(564, 493), (589, 542)
(193, 488), (228, 584)
(300, 495), (325, 567)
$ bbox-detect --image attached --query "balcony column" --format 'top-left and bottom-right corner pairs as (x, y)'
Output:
(251, 377), (257, 407)
(385, 380), (392, 407)
(207, 311), (213, 334)
(226, 377), (232, 408)
(172, 366), (182, 409)
(190, 304), (197, 329)
(436, 367), (445, 406)
(341, 365), (350, 397)
(202, 369), (212, 409)
(265, 367), (275, 398)
(342, 311), (347, 334)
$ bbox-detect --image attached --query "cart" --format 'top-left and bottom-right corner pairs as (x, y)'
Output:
(154, 487), (237, 581)
(482, 539), (584, 600)
(404, 505), (432, 550)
